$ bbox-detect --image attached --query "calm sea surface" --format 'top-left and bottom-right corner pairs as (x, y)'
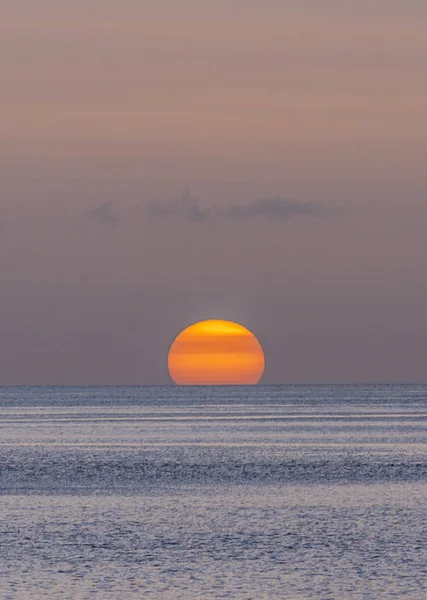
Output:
(1, 385), (426, 599)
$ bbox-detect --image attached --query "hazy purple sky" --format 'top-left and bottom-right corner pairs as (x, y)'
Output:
(1, 0), (426, 384)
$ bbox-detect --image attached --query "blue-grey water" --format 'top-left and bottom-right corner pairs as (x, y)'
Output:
(1, 385), (426, 599)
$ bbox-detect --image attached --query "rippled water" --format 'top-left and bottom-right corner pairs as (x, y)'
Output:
(1, 385), (426, 599)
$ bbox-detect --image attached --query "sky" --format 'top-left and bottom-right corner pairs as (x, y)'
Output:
(1, 0), (426, 384)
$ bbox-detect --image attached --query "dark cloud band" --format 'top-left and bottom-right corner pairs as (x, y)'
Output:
(147, 194), (341, 224)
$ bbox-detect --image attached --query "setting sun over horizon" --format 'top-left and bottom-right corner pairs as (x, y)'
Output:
(168, 319), (265, 385)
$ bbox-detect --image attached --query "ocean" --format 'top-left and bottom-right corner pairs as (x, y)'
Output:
(1, 385), (426, 599)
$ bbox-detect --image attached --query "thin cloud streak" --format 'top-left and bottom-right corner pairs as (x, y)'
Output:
(147, 194), (342, 225)
(86, 202), (120, 229)
(226, 197), (342, 220)
(147, 193), (211, 223)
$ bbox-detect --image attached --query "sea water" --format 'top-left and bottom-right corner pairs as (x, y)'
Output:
(1, 385), (426, 599)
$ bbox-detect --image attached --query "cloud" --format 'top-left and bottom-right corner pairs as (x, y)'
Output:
(224, 197), (342, 220)
(86, 202), (120, 228)
(0, 223), (5, 232)
(147, 195), (341, 225)
(147, 192), (211, 224)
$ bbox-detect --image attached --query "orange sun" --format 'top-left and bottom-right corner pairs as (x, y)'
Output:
(168, 319), (265, 385)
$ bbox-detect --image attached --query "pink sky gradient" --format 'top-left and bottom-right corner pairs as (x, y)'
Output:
(0, 0), (426, 383)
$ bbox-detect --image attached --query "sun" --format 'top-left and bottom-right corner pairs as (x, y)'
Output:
(168, 319), (265, 385)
